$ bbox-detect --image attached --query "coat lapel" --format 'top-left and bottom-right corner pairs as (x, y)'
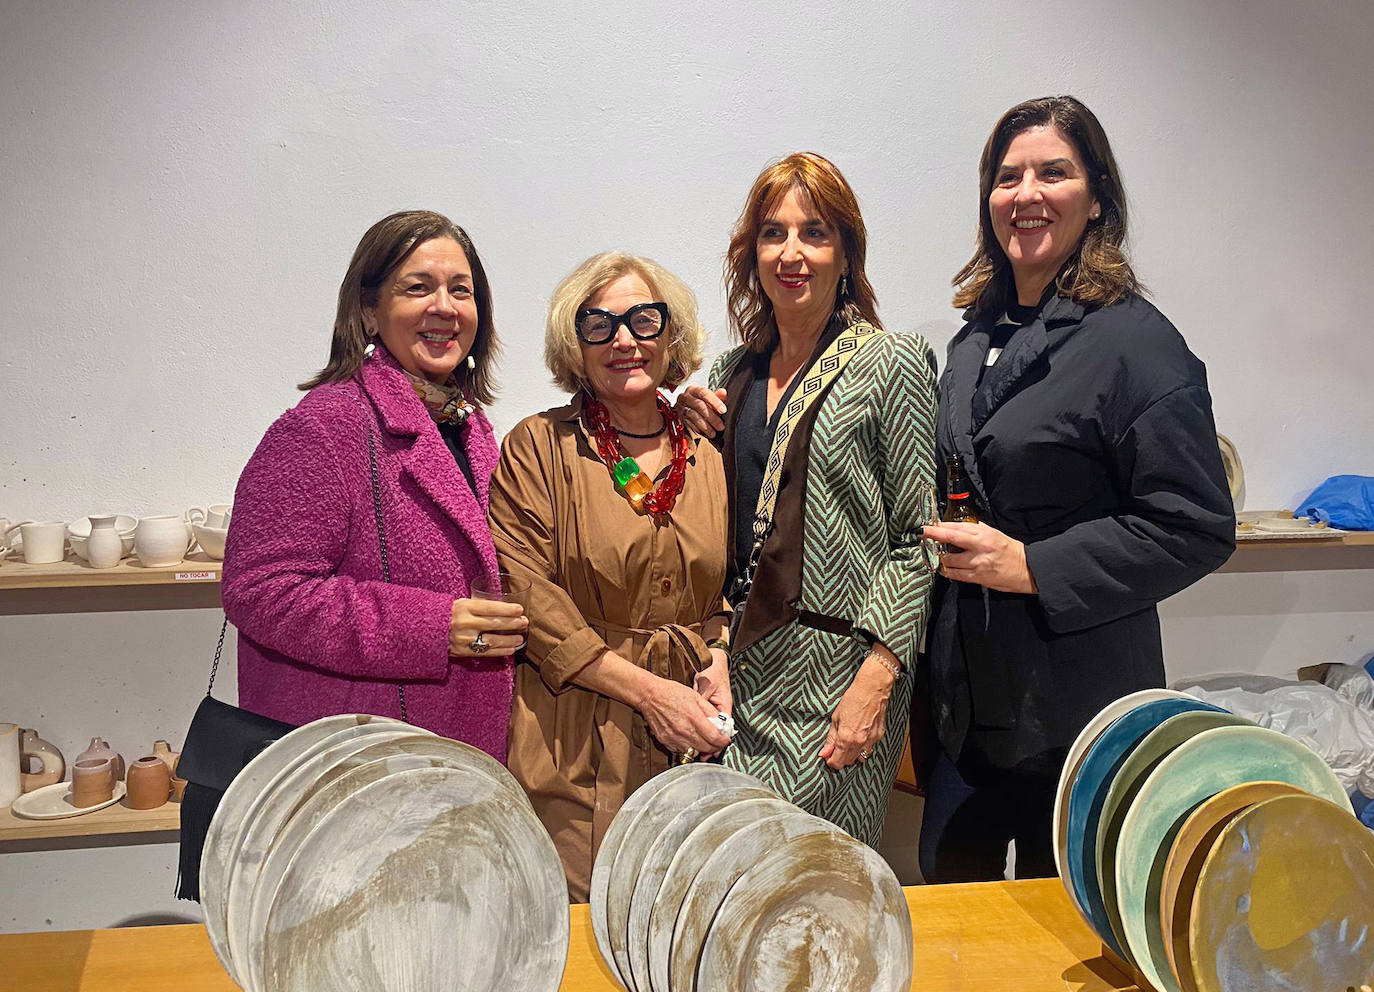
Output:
(360, 354), (497, 577)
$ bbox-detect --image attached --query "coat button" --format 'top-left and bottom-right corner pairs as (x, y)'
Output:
(660, 578), (672, 595)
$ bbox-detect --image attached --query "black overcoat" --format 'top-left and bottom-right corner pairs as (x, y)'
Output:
(928, 293), (1235, 770)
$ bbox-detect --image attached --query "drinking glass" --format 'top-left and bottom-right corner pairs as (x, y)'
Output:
(470, 572), (532, 649)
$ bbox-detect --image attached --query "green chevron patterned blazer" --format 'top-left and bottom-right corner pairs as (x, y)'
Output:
(709, 326), (939, 844)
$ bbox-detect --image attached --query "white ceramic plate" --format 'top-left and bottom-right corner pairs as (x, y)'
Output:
(696, 828), (912, 992)
(241, 734), (531, 992)
(1052, 688), (1192, 903)
(9, 780), (127, 819)
(262, 765), (568, 992)
(199, 714), (405, 986)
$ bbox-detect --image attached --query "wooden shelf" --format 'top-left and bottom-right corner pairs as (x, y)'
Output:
(0, 799), (179, 843)
(1221, 530), (1374, 573)
(0, 554), (221, 591)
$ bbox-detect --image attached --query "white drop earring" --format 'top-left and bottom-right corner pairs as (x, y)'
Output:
(466, 355), (475, 370)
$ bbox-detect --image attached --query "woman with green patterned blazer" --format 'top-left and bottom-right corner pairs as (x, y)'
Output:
(678, 152), (939, 846)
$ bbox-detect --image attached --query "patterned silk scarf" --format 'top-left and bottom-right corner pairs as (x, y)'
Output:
(400, 367), (473, 425)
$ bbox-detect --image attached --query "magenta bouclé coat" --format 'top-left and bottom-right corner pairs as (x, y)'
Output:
(222, 351), (512, 761)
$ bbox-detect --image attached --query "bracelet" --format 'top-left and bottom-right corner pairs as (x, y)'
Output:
(869, 651), (901, 680)
(706, 637), (730, 653)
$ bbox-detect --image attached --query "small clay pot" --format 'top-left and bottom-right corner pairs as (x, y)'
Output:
(151, 739), (179, 776)
(126, 756), (170, 810)
(71, 757), (115, 808)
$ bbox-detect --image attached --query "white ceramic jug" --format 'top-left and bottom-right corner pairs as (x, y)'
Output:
(86, 514), (124, 569)
(135, 515), (196, 568)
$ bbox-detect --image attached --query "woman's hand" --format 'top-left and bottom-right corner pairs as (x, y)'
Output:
(819, 649), (898, 771)
(449, 597), (528, 656)
(694, 648), (733, 719)
(922, 521), (1037, 594)
(638, 673), (733, 757)
(676, 386), (728, 438)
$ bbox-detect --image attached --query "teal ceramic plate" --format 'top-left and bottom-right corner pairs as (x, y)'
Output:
(1113, 725), (1350, 992)
(1092, 709), (1249, 960)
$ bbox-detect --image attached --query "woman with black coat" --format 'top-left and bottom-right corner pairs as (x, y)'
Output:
(918, 96), (1235, 883)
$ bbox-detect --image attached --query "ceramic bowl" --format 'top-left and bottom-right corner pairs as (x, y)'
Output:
(193, 523), (229, 560)
(68, 514), (137, 560)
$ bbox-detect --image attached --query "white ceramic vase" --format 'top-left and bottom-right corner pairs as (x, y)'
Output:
(0, 723), (21, 809)
(86, 514), (124, 569)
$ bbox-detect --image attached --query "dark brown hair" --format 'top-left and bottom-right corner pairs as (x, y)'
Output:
(952, 96), (1141, 316)
(300, 210), (500, 405)
(725, 152), (881, 352)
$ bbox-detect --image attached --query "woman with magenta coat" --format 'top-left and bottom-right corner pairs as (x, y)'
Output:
(222, 210), (527, 760)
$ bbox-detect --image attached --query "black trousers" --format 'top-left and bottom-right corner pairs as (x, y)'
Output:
(918, 747), (1064, 884)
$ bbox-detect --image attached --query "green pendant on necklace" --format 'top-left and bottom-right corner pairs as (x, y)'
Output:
(613, 456), (655, 507)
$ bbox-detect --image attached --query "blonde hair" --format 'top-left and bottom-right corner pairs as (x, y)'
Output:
(545, 252), (706, 394)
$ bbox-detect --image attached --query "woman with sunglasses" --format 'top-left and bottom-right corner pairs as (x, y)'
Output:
(487, 252), (732, 901)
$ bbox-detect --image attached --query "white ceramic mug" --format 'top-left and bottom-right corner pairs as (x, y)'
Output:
(0, 518), (35, 559)
(184, 506), (207, 526)
(20, 522), (67, 564)
(205, 503), (233, 529)
(135, 515), (196, 567)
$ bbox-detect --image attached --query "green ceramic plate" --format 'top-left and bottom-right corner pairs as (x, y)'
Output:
(1113, 725), (1350, 992)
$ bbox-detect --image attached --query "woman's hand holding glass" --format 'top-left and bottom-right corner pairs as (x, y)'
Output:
(675, 385), (728, 438)
(922, 521), (1037, 594)
(448, 595), (528, 657)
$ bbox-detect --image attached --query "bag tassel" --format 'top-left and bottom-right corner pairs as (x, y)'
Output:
(175, 782), (222, 901)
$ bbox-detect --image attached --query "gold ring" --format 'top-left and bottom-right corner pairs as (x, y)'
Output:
(859, 749), (871, 761)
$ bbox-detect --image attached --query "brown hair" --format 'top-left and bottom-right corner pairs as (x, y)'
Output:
(952, 96), (1141, 316)
(300, 210), (500, 405)
(725, 152), (881, 352)
(544, 252), (706, 394)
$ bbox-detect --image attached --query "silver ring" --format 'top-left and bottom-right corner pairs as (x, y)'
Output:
(469, 632), (489, 655)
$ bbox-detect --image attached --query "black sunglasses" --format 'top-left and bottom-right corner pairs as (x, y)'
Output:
(576, 302), (669, 345)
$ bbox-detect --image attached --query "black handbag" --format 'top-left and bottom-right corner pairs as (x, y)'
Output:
(174, 621), (295, 901)
(176, 408), (405, 900)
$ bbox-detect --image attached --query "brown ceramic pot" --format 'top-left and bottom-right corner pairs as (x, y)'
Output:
(71, 757), (115, 808)
(76, 737), (125, 782)
(19, 728), (65, 792)
(126, 756), (171, 810)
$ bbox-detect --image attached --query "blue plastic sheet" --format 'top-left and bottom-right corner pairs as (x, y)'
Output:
(1296, 474), (1374, 530)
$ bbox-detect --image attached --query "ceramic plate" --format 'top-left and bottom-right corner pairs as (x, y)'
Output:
(590, 764), (701, 988)
(8, 780), (127, 819)
(262, 765), (567, 992)
(1189, 793), (1374, 992)
(224, 727), (418, 986)
(1053, 688), (1190, 890)
(1090, 709), (1248, 959)
(1114, 725), (1351, 992)
(668, 808), (841, 992)
(625, 784), (776, 992)
(696, 829), (912, 992)
(606, 765), (767, 990)
(200, 714), (406, 984)
(648, 796), (796, 992)
(1064, 696), (1224, 953)
(240, 734), (513, 992)
(1158, 781), (1305, 992)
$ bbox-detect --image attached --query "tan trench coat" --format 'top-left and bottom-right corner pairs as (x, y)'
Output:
(488, 397), (729, 901)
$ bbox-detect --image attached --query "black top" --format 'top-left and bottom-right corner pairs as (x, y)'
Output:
(732, 350), (804, 570)
(437, 419), (477, 494)
(928, 292), (1236, 769)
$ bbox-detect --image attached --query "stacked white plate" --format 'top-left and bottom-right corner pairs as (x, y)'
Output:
(590, 764), (912, 992)
(199, 714), (567, 992)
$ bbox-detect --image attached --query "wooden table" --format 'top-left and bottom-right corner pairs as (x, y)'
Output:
(0, 878), (1140, 991)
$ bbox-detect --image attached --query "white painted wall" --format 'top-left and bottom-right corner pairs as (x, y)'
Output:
(3, 0), (1372, 932)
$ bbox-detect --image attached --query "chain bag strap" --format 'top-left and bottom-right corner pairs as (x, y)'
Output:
(733, 321), (883, 606)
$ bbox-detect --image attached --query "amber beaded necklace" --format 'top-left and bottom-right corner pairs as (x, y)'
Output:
(582, 391), (689, 515)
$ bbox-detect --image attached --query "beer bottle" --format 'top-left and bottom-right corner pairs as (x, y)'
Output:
(942, 455), (979, 553)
